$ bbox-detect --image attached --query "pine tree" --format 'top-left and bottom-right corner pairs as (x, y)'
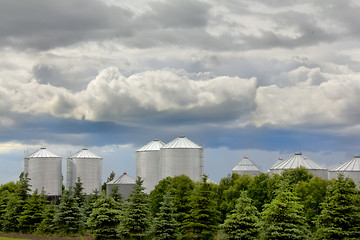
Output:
(315, 174), (360, 239)
(0, 190), (11, 231)
(73, 177), (86, 207)
(2, 172), (31, 232)
(110, 185), (123, 203)
(117, 176), (151, 240)
(182, 175), (221, 240)
(258, 188), (310, 240)
(84, 189), (101, 221)
(221, 191), (259, 240)
(152, 191), (179, 240)
(87, 194), (122, 240)
(36, 201), (56, 234)
(53, 189), (86, 235)
(18, 189), (46, 233)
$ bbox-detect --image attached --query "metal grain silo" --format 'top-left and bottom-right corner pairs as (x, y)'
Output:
(136, 139), (166, 194)
(269, 153), (328, 178)
(106, 172), (136, 200)
(232, 157), (260, 176)
(66, 148), (102, 194)
(161, 136), (204, 182)
(24, 148), (62, 197)
(329, 156), (360, 185)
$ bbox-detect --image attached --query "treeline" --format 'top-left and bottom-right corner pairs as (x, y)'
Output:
(0, 168), (360, 239)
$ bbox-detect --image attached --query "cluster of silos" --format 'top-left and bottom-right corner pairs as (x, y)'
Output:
(106, 172), (136, 200)
(66, 148), (103, 194)
(329, 156), (360, 185)
(136, 136), (204, 194)
(24, 148), (62, 197)
(232, 157), (260, 176)
(269, 153), (328, 178)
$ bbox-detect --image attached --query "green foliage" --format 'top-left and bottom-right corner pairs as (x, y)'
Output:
(258, 188), (310, 240)
(36, 201), (56, 234)
(0, 190), (11, 231)
(84, 189), (101, 220)
(281, 167), (313, 186)
(87, 194), (122, 240)
(102, 171), (116, 193)
(18, 190), (46, 233)
(152, 191), (179, 240)
(248, 173), (282, 212)
(294, 177), (329, 231)
(117, 176), (151, 240)
(182, 176), (220, 240)
(0, 181), (18, 194)
(110, 185), (123, 203)
(221, 191), (259, 240)
(73, 177), (85, 207)
(315, 175), (360, 239)
(53, 189), (86, 235)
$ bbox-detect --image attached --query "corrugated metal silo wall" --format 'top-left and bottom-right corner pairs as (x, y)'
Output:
(68, 158), (102, 195)
(329, 171), (360, 185)
(161, 148), (204, 182)
(27, 157), (62, 196)
(107, 183), (135, 200)
(232, 170), (260, 176)
(136, 150), (161, 194)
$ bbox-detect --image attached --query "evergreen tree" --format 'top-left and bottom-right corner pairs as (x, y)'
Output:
(315, 175), (360, 239)
(182, 175), (221, 240)
(221, 191), (259, 240)
(84, 189), (101, 221)
(258, 188), (310, 240)
(102, 171), (116, 193)
(0, 190), (11, 231)
(2, 172), (31, 232)
(53, 189), (86, 235)
(110, 185), (123, 203)
(152, 191), (179, 240)
(73, 177), (86, 207)
(36, 201), (56, 234)
(87, 194), (122, 240)
(18, 189), (46, 233)
(117, 176), (151, 240)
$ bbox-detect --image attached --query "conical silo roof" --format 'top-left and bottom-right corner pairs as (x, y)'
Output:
(272, 153), (326, 170)
(108, 173), (136, 185)
(270, 158), (285, 169)
(137, 140), (166, 152)
(26, 147), (60, 158)
(69, 148), (102, 159)
(232, 157), (260, 172)
(162, 136), (202, 149)
(330, 156), (360, 172)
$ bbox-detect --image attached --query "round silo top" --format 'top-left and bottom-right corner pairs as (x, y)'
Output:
(26, 148), (60, 158)
(69, 149), (102, 159)
(272, 153), (327, 170)
(107, 173), (136, 185)
(232, 157), (260, 172)
(162, 136), (202, 149)
(137, 139), (166, 152)
(330, 156), (360, 172)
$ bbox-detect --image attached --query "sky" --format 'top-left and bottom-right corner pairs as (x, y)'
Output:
(1, 0), (360, 184)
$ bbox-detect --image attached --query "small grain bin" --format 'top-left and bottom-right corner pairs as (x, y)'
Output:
(106, 173), (136, 200)
(136, 139), (166, 194)
(328, 156), (360, 185)
(161, 136), (204, 182)
(232, 157), (260, 176)
(66, 148), (102, 194)
(24, 148), (62, 197)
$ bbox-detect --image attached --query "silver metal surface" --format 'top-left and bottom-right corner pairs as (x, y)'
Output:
(66, 148), (102, 194)
(24, 148), (62, 196)
(232, 158), (260, 176)
(329, 156), (360, 185)
(269, 153), (328, 178)
(136, 140), (165, 194)
(161, 136), (204, 182)
(106, 173), (136, 200)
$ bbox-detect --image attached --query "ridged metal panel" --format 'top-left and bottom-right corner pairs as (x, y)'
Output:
(66, 149), (102, 194)
(161, 147), (204, 182)
(232, 158), (260, 176)
(136, 140), (165, 194)
(269, 153), (328, 179)
(328, 156), (360, 185)
(24, 148), (62, 196)
(106, 173), (136, 200)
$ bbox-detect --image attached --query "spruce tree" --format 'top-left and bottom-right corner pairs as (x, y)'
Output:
(53, 189), (86, 235)
(18, 189), (46, 233)
(221, 191), (259, 240)
(117, 176), (151, 240)
(87, 194), (122, 240)
(152, 191), (179, 240)
(84, 189), (101, 221)
(36, 201), (56, 234)
(258, 188), (310, 240)
(73, 177), (86, 207)
(182, 175), (221, 240)
(0, 190), (11, 231)
(315, 174), (360, 239)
